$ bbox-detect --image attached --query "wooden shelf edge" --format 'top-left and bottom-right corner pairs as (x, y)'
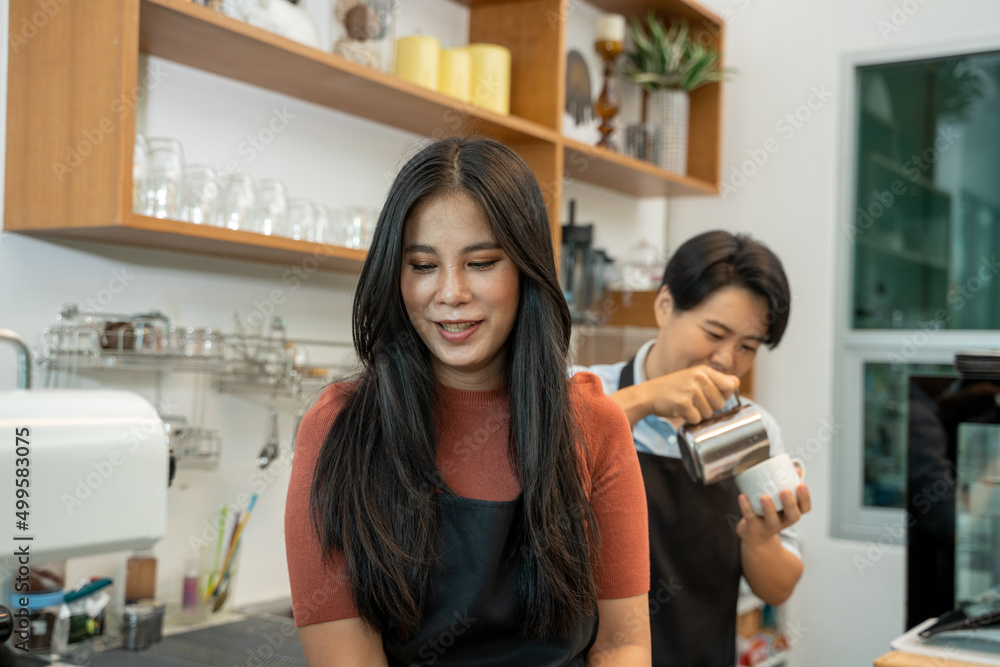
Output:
(562, 139), (719, 197)
(587, 0), (726, 30)
(140, 0), (559, 145)
(11, 216), (368, 274)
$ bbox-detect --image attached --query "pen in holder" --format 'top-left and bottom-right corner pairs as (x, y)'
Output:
(204, 493), (257, 613)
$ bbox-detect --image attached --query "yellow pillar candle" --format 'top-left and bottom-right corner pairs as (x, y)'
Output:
(467, 43), (511, 115)
(438, 48), (471, 103)
(596, 14), (626, 43)
(395, 35), (440, 90)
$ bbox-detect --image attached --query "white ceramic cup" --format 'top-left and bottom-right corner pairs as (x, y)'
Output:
(735, 453), (805, 515)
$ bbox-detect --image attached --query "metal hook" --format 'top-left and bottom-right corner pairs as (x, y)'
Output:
(0, 329), (32, 389)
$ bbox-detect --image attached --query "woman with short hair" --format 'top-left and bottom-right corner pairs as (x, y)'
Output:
(574, 230), (809, 666)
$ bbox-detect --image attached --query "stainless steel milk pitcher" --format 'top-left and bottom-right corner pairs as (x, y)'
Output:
(678, 391), (771, 485)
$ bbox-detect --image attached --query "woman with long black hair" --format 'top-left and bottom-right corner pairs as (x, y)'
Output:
(284, 137), (650, 666)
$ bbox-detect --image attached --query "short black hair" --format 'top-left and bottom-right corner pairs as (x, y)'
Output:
(660, 230), (791, 347)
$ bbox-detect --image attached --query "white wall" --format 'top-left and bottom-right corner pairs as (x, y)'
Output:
(669, 1), (1000, 665)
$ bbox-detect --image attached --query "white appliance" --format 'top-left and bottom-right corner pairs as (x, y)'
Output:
(0, 330), (168, 567)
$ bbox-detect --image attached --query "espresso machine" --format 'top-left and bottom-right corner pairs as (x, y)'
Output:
(0, 329), (168, 663)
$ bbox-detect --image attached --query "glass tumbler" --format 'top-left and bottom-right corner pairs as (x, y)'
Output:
(181, 165), (221, 225)
(624, 123), (660, 165)
(286, 198), (315, 241)
(253, 179), (288, 237)
(144, 137), (185, 219)
(132, 133), (148, 214)
(343, 206), (371, 249)
(220, 173), (255, 231)
(364, 207), (379, 249)
(310, 203), (335, 244)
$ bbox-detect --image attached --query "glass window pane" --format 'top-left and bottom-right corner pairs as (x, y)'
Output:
(863, 361), (954, 508)
(852, 53), (1000, 330)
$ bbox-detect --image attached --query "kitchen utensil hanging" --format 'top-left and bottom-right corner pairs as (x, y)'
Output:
(257, 405), (281, 469)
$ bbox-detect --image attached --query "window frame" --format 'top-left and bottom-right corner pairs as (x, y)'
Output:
(832, 37), (1000, 542)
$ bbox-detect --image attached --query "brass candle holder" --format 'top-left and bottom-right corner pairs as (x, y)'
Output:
(594, 38), (623, 151)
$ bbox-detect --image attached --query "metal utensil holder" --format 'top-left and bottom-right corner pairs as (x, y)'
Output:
(121, 602), (166, 651)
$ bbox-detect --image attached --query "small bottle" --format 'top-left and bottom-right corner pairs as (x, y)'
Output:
(182, 561), (199, 611)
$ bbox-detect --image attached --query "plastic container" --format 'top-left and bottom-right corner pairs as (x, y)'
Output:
(7, 589), (63, 652)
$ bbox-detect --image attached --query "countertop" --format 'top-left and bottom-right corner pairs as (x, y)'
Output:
(876, 651), (994, 667)
(17, 609), (305, 667)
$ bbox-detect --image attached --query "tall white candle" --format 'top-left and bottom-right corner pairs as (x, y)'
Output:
(596, 14), (626, 43)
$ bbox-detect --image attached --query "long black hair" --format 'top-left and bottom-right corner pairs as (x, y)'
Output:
(309, 137), (599, 642)
(661, 230), (791, 347)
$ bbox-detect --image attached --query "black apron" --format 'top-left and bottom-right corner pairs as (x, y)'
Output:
(620, 359), (742, 667)
(383, 492), (598, 666)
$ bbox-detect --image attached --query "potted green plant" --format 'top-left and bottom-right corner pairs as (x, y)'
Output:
(621, 13), (734, 173)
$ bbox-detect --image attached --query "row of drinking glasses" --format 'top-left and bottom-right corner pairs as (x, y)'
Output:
(132, 134), (377, 248)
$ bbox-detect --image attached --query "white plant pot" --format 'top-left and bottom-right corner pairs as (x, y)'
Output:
(648, 88), (689, 174)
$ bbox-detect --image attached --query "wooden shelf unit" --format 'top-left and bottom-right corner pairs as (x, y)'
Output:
(564, 139), (718, 197)
(5, 0), (724, 273)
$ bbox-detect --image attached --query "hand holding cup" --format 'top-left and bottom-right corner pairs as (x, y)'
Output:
(736, 453), (806, 515)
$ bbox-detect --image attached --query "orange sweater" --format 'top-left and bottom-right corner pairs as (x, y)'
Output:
(284, 371), (649, 627)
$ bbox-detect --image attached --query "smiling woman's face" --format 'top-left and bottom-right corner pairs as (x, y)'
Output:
(652, 284), (769, 380)
(399, 193), (520, 391)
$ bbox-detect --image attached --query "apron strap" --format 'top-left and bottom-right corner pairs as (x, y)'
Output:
(618, 357), (636, 391)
